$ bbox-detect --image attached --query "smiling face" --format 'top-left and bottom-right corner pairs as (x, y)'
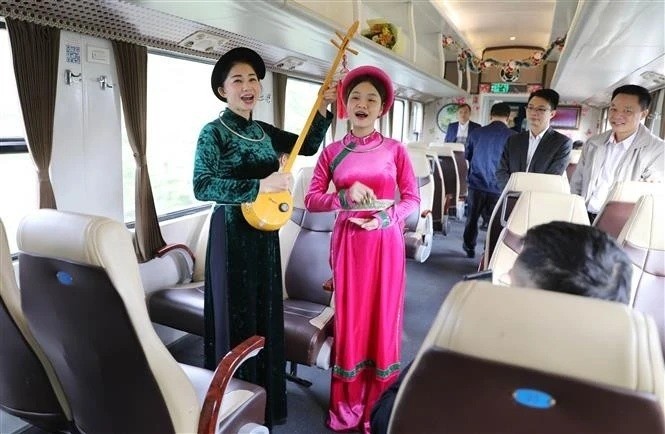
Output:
(217, 62), (261, 119)
(609, 93), (647, 142)
(526, 95), (556, 135)
(347, 81), (384, 136)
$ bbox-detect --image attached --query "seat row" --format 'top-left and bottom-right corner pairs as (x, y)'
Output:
(479, 171), (664, 360)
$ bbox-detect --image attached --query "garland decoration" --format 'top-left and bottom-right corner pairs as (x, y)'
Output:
(442, 35), (566, 83)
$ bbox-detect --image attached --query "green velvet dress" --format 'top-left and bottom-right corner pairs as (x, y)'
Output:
(193, 108), (331, 427)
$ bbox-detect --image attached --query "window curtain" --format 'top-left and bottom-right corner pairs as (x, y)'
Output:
(112, 40), (165, 262)
(6, 18), (59, 209)
(272, 72), (287, 130)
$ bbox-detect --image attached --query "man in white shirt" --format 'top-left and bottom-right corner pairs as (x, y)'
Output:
(570, 84), (664, 222)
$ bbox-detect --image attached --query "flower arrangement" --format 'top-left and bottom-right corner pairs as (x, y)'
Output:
(362, 19), (399, 51)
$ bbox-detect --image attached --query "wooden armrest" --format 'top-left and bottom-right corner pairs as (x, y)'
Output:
(198, 335), (265, 434)
(156, 243), (195, 261)
(322, 277), (334, 292)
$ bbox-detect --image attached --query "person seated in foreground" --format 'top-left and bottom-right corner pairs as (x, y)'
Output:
(369, 221), (632, 434)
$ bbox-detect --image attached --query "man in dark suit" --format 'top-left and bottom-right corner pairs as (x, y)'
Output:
(444, 103), (481, 143)
(495, 89), (572, 190)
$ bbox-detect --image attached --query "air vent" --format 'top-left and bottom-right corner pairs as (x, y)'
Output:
(640, 71), (665, 85)
(178, 31), (228, 53)
(274, 56), (305, 71)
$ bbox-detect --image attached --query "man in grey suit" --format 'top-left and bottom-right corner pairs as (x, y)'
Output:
(570, 84), (664, 222)
(495, 89), (572, 190)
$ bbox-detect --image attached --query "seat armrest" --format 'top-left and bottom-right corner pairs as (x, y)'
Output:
(156, 243), (195, 261)
(198, 335), (265, 434)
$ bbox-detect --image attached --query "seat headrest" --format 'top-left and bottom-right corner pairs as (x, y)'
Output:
(293, 166), (335, 209)
(505, 172), (570, 193)
(17, 209), (131, 269)
(426, 143), (454, 157)
(415, 280), (664, 404)
(569, 148), (582, 164)
(604, 181), (664, 207)
(504, 191), (589, 235)
(406, 141), (429, 149)
(442, 142), (465, 153)
(618, 194), (665, 251)
(407, 148), (432, 177)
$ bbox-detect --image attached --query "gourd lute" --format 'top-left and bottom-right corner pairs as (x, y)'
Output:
(241, 21), (359, 231)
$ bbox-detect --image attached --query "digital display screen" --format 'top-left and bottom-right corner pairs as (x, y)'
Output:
(490, 83), (510, 93)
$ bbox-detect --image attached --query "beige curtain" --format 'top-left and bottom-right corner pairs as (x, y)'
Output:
(112, 40), (165, 262)
(272, 72), (287, 129)
(6, 19), (59, 209)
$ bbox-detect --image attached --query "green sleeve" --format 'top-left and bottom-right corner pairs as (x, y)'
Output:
(192, 123), (259, 204)
(259, 110), (332, 156)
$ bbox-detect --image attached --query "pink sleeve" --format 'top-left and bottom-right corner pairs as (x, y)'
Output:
(374, 144), (420, 228)
(304, 148), (345, 212)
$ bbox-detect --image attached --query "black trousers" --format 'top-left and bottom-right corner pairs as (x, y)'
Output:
(463, 188), (500, 250)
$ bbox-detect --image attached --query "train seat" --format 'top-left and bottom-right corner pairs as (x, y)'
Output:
(17, 209), (268, 434)
(617, 194), (665, 359)
(405, 148), (434, 263)
(423, 146), (447, 235)
(592, 180), (663, 239)
(280, 167), (335, 386)
(428, 143), (460, 220)
(447, 142), (468, 204)
(146, 209), (212, 336)
(565, 148), (582, 181)
(489, 191), (589, 286)
(388, 280), (665, 434)
(483, 172), (571, 270)
(0, 218), (72, 432)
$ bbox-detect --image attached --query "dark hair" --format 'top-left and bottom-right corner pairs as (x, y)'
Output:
(490, 102), (512, 118)
(612, 84), (651, 110)
(528, 89), (560, 110)
(572, 140), (584, 150)
(344, 75), (387, 105)
(512, 221), (631, 302)
(458, 103), (471, 111)
(210, 47), (265, 102)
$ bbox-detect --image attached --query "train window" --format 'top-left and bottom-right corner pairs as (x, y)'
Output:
(284, 77), (331, 175)
(0, 24), (27, 144)
(392, 99), (405, 142)
(121, 53), (220, 222)
(0, 23), (36, 253)
(411, 101), (424, 142)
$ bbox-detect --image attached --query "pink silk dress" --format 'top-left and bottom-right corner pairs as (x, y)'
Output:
(304, 131), (420, 433)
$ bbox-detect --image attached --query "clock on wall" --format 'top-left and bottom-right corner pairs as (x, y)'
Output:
(436, 103), (459, 134)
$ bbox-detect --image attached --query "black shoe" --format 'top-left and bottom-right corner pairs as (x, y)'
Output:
(463, 244), (475, 258)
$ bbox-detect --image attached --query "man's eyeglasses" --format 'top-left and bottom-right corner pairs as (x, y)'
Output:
(526, 105), (551, 114)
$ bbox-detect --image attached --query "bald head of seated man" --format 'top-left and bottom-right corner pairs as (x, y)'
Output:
(370, 221), (632, 434)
